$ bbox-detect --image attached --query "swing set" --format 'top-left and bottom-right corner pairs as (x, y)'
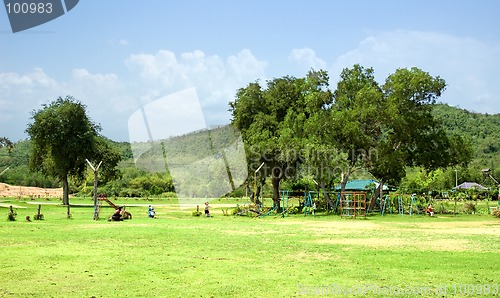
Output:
(379, 194), (422, 216)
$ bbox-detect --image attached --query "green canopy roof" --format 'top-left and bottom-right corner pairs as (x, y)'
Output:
(334, 179), (395, 191)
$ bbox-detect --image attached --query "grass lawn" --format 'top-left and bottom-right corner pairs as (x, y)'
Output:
(0, 197), (499, 297)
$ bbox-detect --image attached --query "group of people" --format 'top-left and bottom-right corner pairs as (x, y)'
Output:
(111, 203), (212, 221)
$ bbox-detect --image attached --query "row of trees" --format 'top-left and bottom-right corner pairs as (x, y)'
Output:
(229, 65), (472, 209)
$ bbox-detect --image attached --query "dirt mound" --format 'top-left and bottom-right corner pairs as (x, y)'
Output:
(0, 182), (62, 198)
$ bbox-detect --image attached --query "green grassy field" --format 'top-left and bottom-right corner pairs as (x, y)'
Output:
(1, 197), (499, 297)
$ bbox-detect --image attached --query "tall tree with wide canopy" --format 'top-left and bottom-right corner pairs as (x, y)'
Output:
(328, 65), (385, 194)
(26, 96), (121, 205)
(230, 70), (333, 209)
(328, 65), (471, 205)
(367, 67), (472, 206)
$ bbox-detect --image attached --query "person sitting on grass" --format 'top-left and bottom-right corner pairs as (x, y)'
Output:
(426, 204), (434, 217)
(148, 205), (156, 218)
(112, 206), (123, 221)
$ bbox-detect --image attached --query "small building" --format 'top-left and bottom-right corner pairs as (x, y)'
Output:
(453, 182), (487, 190)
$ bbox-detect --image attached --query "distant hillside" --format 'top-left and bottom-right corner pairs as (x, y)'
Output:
(2, 105), (499, 190)
(432, 104), (500, 168)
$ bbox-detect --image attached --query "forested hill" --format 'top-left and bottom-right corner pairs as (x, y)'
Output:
(1, 104), (499, 189)
(432, 104), (500, 168)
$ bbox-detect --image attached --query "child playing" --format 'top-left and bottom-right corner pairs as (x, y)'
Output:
(204, 202), (211, 217)
(426, 204), (434, 217)
(148, 205), (156, 218)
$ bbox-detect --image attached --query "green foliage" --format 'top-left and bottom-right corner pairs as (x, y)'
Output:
(231, 205), (244, 216)
(0, 137), (13, 152)
(7, 209), (16, 221)
(463, 202), (477, 214)
(25, 96), (121, 204)
(191, 210), (202, 217)
(33, 213), (44, 220)
(286, 206), (300, 214)
(230, 70), (334, 205)
(436, 201), (453, 214)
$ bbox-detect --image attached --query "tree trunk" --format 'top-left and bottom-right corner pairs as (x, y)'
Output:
(250, 183), (262, 205)
(369, 180), (384, 211)
(320, 181), (335, 208)
(340, 169), (351, 198)
(271, 169), (281, 212)
(62, 175), (69, 205)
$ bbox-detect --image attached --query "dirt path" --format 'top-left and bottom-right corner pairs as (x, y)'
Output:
(0, 183), (62, 198)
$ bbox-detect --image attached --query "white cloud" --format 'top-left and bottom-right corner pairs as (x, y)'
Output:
(0, 67), (134, 140)
(0, 68), (61, 139)
(288, 48), (327, 70)
(332, 30), (500, 114)
(125, 49), (268, 125)
(1, 49), (268, 141)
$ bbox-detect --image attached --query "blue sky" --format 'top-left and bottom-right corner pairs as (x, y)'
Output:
(1, 0), (499, 142)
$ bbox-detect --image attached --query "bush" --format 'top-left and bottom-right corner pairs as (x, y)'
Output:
(7, 206), (16, 221)
(192, 211), (202, 217)
(161, 192), (177, 198)
(231, 205), (243, 216)
(287, 206), (299, 214)
(463, 202), (477, 214)
(7, 211), (16, 221)
(33, 213), (44, 220)
(437, 202), (452, 214)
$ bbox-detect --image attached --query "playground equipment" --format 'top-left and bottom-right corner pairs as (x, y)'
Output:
(260, 190), (290, 218)
(339, 192), (366, 219)
(303, 191), (313, 216)
(409, 194), (420, 216)
(96, 194), (132, 220)
(303, 191), (320, 217)
(398, 196), (404, 215)
(381, 194), (424, 216)
(380, 195), (392, 216)
(482, 168), (500, 200)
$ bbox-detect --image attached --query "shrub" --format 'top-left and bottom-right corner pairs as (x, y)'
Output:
(161, 192), (177, 198)
(287, 206), (299, 214)
(463, 202), (477, 214)
(7, 211), (16, 221)
(192, 211), (202, 217)
(7, 206), (16, 221)
(33, 213), (44, 220)
(231, 205), (243, 216)
(437, 202), (452, 214)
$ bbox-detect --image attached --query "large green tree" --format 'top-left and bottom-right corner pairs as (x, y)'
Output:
(329, 65), (384, 194)
(329, 65), (471, 206)
(26, 96), (121, 205)
(367, 68), (472, 206)
(230, 70), (333, 209)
